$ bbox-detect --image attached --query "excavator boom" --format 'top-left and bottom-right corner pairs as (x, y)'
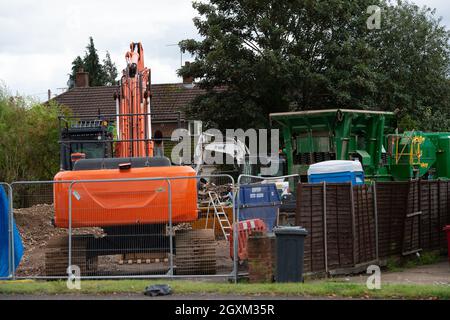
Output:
(115, 42), (153, 158)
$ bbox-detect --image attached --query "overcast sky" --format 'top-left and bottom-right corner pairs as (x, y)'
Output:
(0, 0), (449, 101)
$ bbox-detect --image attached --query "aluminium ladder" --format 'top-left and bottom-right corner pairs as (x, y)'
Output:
(205, 191), (232, 240)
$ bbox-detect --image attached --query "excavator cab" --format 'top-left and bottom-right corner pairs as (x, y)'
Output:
(59, 116), (114, 170)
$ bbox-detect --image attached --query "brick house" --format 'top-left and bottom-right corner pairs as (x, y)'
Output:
(51, 71), (204, 140)
(50, 71), (207, 160)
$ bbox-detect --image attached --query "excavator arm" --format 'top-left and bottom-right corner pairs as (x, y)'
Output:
(114, 42), (153, 158)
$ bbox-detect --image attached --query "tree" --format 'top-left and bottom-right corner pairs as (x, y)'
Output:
(179, 0), (450, 131)
(83, 37), (107, 87)
(67, 37), (118, 88)
(103, 51), (119, 86)
(369, 2), (450, 131)
(0, 85), (66, 182)
(68, 56), (84, 88)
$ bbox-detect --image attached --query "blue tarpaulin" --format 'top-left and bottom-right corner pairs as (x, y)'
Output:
(0, 186), (23, 277)
(238, 183), (281, 231)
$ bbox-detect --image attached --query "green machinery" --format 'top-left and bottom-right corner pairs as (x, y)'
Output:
(387, 131), (450, 180)
(270, 109), (450, 181)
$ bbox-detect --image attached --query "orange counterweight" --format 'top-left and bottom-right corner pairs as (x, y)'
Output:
(53, 166), (198, 228)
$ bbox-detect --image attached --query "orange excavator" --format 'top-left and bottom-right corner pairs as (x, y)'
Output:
(46, 42), (216, 276)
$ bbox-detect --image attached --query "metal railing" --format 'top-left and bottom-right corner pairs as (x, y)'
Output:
(234, 173), (300, 277)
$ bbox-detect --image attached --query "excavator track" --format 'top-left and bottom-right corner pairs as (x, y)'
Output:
(175, 229), (216, 275)
(45, 235), (98, 277)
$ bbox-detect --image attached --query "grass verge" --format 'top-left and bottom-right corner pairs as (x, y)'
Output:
(386, 251), (443, 272)
(0, 279), (449, 299)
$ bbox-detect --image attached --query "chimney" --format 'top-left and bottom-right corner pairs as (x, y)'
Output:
(182, 61), (194, 85)
(75, 68), (89, 88)
(47, 89), (51, 100)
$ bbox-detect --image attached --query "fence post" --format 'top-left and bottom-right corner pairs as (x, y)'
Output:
(167, 179), (174, 277)
(350, 183), (357, 267)
(8, 184), (15, 280)
(2, 183), (14, 280)
(68, 181), (74, 275)
(372, 181), (379, 262)
(323, 182), (328, 274)
(233, 179), (238, 284)
(437, 179), (441, 247)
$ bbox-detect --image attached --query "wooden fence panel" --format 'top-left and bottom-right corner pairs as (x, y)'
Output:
(353, 184), (376, 264)
(375, 182), (410, 258)
(403, 180), (421, 254)
(325, 184), (354, 269)
(296, 184), (325, 273)
(295, 180), (450, 275)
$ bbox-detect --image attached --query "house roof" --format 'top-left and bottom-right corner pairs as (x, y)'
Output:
(52, 83), (209, 122)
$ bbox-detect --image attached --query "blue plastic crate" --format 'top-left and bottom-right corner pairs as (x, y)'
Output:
(308, 171), (364, 185)
(307, 160), (365, 185)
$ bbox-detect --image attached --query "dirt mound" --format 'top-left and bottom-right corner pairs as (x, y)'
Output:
(13, 204), (102, 277)
(14, 204), (64, 248)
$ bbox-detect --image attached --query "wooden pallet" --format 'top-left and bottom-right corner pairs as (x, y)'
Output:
(175, 229), (216, 275)
(118, 257), (169, 265)
(45, 235), (98, 277)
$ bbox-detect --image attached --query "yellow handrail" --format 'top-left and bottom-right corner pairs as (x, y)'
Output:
(394, 131), (424, 166)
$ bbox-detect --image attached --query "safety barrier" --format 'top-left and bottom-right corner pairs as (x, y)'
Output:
(235, 174), (300, 277)
(4, 175), (238, 281)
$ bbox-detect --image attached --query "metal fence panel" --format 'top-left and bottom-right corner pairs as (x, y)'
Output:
(237, 174), (299, 278)
(7, 175), (237, 281)
(66, 178), (172, 278)
(11, 181), (71, 278)
(65, 175), (236, 280)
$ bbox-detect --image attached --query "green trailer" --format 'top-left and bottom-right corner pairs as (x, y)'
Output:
(270, 109), (396, 181)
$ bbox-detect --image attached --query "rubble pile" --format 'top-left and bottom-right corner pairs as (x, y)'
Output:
(13, 204), (102, 276)
(198, 181), (234, 207)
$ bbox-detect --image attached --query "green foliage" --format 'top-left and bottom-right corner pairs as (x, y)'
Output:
(179, 0), (450, 130)
(69, 56), (84, 87)
(386, 251), (442, 271)
(103, 51), (119, 86)
(68, 37), (118, 88)
(0, 85), (65, 182)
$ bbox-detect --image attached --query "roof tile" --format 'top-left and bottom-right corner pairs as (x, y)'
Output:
(52, 83), (209, 122)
